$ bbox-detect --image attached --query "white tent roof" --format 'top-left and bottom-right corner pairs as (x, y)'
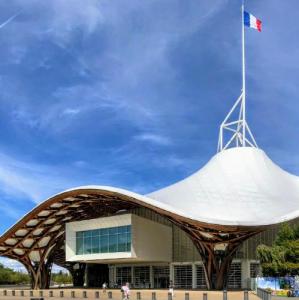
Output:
(2, 147), (298, 239)
(148, 147), (299, 226)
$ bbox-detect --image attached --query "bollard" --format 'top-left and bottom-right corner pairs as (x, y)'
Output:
(39, 291), (43, 297)
(83, 291), (87, 298)
(185, 292), (189, 300)
(267, 290), (272, 300)
(108, 291), (112, 299)
(223, 290), (227, 300)
(71, 291), (75, 298)
(203, 292), (207, 300)
(49, 290), (53, 297)
(168, 292), (172, 300)
(95, 291), (100, 299)
(137, 292), (141, 300)
(152, 292), (156, 300)
(3, 290), (7, 296)
(60, 290), (64, 298)
(12, 290), (15, 296)
(20, 290), (24, 297)
(30, 291), (33, 297)
(244, 290), (248, 300)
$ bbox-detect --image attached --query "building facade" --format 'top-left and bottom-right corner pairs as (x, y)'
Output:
(65, 207), (298, 289)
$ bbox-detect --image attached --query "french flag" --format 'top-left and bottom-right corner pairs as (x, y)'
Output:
(244, 11), (262, 32)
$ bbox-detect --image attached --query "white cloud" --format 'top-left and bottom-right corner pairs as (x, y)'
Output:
(134, 133), (172, 146)
(0, 151), (73, 203)
(0, 257), (26, 272)
(62, 108), (81, 116)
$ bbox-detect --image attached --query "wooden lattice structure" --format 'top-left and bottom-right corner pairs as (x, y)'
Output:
(0, 188), (266, 290)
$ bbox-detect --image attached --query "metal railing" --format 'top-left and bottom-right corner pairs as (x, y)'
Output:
(257, 288), (272, 300)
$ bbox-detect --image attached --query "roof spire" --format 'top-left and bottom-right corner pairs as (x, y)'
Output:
(217, 1), (258, 152)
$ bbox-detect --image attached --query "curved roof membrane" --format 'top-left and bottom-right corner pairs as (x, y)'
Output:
(0, 147), (298, 268)
(149, 147), (299, 226)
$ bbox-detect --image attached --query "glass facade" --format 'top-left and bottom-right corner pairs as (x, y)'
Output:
(153, 266), (169, 288)
(76, 225), (131, 255)
(134, 266), (150, 288)
(116, 267), (132, 287)
(196, 265), (207, 289)
(174, 265), (193, 289)
(227, 262), (241, 289)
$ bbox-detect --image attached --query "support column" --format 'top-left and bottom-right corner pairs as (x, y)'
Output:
(192, 263), (196, 289)
(197, 242), (239, 290)
(150, 266), (154, 289)
(28, 260), (53, 290)
(169, 263), (174, 284)
(241, 259), (250, 289)
(131, 266), (134, 287)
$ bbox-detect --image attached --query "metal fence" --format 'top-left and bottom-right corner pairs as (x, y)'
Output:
(257, 288), (271, 300)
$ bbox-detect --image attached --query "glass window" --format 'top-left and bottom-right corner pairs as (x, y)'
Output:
(77, 231), (84, 239)
(118, 226), (127, 234)
(118, 234), (127, 252)
(84, 236), (92, 254)
(100, 235), (109, 253)
(109, 234), (117, 252)
(76, 225), (131, 255)
(84, 231), (92, 238)
(91, 229), (99, 237)
(76, 237), (84, 255)
(92, 236), (99, 253)
(100, 228), (108, 235)
(109, 227), (118, 235)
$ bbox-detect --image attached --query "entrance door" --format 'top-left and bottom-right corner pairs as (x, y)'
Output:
(153, 266), (170, 289)
(87, 264), (109, 287)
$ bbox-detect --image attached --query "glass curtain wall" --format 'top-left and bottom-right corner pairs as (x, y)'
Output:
(76, 225), (131, 255)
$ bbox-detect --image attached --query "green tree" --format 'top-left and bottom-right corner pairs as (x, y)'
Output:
(257, 223), (299, 276)
(52, 270), (72, 285)
(0, 263), (30, 285)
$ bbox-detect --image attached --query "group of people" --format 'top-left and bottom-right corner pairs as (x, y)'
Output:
(101, 280), (175, 300)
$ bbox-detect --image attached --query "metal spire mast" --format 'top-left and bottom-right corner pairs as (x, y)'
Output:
(217, 1), (258, 152)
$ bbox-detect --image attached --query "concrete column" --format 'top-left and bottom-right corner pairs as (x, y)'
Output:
(85, 264), (89, 287)
(109, 265), (115, 287)
(169, 263), (174, 283)
(150, 266), (154, 289)
(131, 266), (134, 287)
(241, 259), (250, 289)
(192, 264), (196, 289)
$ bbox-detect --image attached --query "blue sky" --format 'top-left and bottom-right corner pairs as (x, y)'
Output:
(0, 0), (299, 268)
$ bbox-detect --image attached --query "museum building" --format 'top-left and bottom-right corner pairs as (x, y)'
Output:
(0, 146), (298, 290)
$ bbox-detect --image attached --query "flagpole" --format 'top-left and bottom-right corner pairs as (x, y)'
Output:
(241, 0), (246, 146)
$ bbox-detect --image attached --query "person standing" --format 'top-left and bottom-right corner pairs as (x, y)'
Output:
(102, 282), (107, 293)
(122, 282), (130, 300)
(169, 280), (174, 298)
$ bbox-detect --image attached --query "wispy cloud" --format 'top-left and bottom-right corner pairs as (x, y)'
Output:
(0, 151), (73, 203)
(62, 108), (81, 116)
(134, 133), (172, 146)
(0, 257), (26, 272)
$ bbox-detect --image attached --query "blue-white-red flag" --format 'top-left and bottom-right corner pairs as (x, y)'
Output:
(244, 11), (262, 32)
